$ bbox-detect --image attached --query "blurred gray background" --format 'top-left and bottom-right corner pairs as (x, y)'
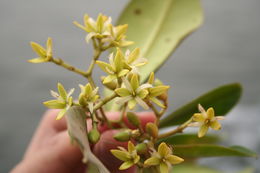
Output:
(0, 0), (259, 172)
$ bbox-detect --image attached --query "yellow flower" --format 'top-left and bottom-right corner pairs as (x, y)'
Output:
(144, 142), (184, 173)
(115, 74), (152, 110)
(146, 72), (170, 108)
(43, 83), (74, 120)
(78, 83), (99, 113)
(102, 24), (134, 48)
(191, 104), (225, 138)
(73, 13), (111, 42)
(111, 141), (140, 170)
(123, 48), (147, 74)
(96, 48), (130, 84)
(28, 37), (53, 63)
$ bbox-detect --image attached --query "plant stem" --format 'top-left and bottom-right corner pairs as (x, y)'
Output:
(158, 118), (193, 139)
(51, 58), (88, 77)
(148, 103), (160, 125)
(93, 92), (117, 112)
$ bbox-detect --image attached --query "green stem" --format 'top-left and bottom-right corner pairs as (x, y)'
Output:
(51, 58), (87, 77)
(93, 92), (117, 112)
(158, 118), (193, 139)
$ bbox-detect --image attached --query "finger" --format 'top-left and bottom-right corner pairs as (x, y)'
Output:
(98, 112), (156, 132)
(93, 130), (136, 173)
(53, 130), (85, 172)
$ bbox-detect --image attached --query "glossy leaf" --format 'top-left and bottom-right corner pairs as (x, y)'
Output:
(172, 164), (220, 173)
(159, 83), (242, 128)
(158, 134), (219, 145)
(172, 144), (257, 158)
(117, 0), (203, 81)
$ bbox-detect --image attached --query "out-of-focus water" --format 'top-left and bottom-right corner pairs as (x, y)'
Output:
(0, 0), (259, 172)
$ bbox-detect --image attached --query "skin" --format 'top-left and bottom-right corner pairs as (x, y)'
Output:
(11, 110), (155, 173)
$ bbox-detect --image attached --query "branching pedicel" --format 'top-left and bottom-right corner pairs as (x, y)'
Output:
(29, 14), (225, 173)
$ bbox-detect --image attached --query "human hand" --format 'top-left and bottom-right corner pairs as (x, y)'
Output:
(11, 110), (155, 173)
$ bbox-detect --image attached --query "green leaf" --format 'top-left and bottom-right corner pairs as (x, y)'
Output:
(65, 107), (110, 173)
(158, 134), (219, 145)
(159, 83), (242, 128)
(172, 164), (220, 173)
(117, 0), (203, 81)
(172, 144), (257, 158)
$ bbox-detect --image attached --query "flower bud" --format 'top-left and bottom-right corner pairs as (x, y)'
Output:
(136, 143), (148, 154)
(145, 123), (158, 139)
(131, 129), (141, 139)
(114, 130), (131, 141)
(101, 76), (117, 90)
(157, 92), (168, 101)
(126, 112), (140, 127)
(88, 128), (100, 144)
(78, 93), (87, 106)
(154, 79), (163, 86)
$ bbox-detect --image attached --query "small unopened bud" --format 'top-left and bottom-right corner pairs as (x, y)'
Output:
(114, 130), (131, 141)
(154, 79), (163, 86)
(131, 129), (141, 139)
(146, 123), (158, 139)
(101, 76), (117, 90)
(157, 93), (168, 101)
(88, 128), (100, 144)
(78, 93), (87, 106)
(136, 143), (148, 154)
(126, 112), (140, 127)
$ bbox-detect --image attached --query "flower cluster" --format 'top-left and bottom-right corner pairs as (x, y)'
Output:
(74, 13), (133, 47)
(28, 13), (227, 173)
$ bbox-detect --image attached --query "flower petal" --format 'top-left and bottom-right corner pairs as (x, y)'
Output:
(166, 155), (184, 165)
(103, 75), (117, 84)
(149, 86), (170, 97)
(46, 37), (52, 58)
(114, 48), (124, 72)
(158, 142), (170, 157)
(135, 97), (149, 110)
(207, 107), (215, 119)
(119, 161), (134, 170)
(138, 89), (149, 99)
(198, 124), (209, 138)
(193, 113), (205, 122)
(136, 84), (152, 93)
(210, 120), (221, 130)
(116, 96), (132, 106)
(130, 74), (139, 91)
(30, 42), (46, 58)
(57, 83), (67, 100)
(122, 77), (133, 93)
(115, 88), (131, 97)
(56, 109), (67, 120)
(111, 150), (130, 162)
(118, 69), (129, 77)
(198, 104), (207, 116)
(96, 61), (114, 74)
(43, 100), (66, 109)
(128, 99), (137, 110)
(144, 156), (160, 166)
(85, 32), (96, 42)
(127, 141), (135, 153)
(127, 48), (140, 64)
(160, 162), (169, 173)
(28, 57), (47, 63)
(150, 97), (165, 108)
